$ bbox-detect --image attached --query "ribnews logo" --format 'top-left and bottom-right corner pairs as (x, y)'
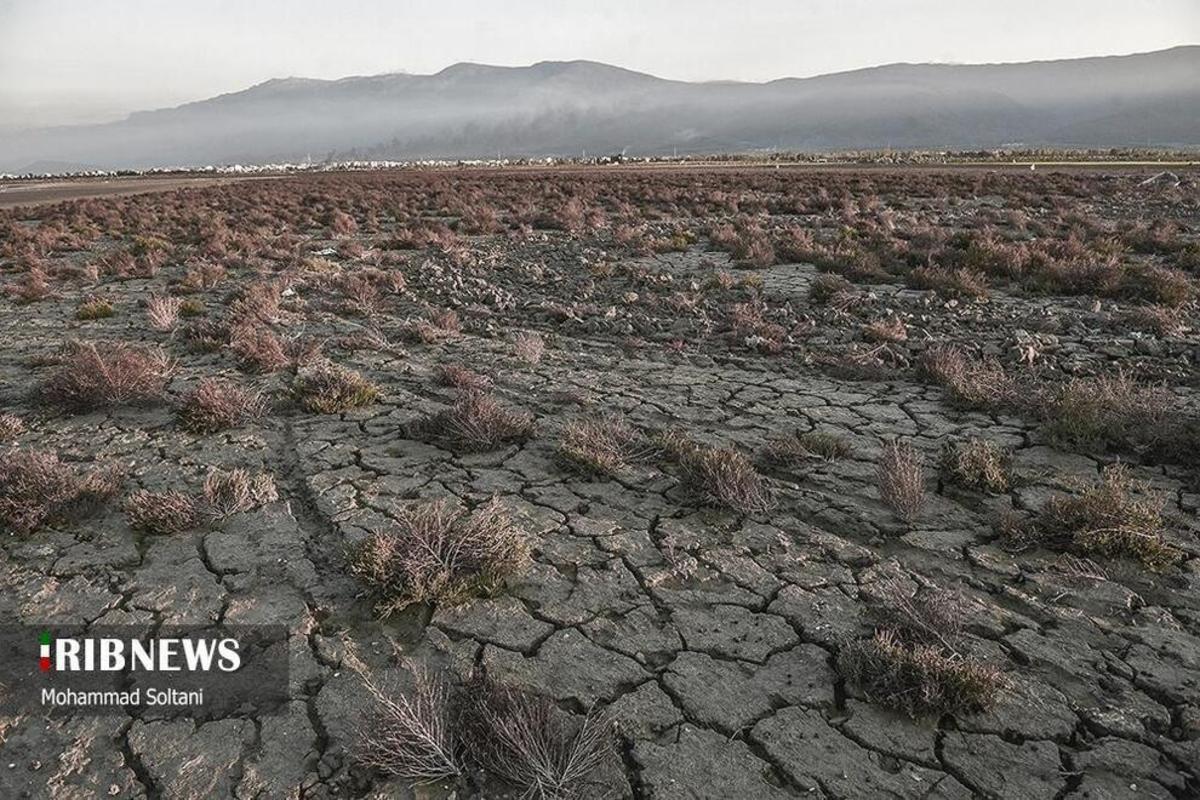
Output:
(36, 630), (242, 673)
(2, 625), (288, 716)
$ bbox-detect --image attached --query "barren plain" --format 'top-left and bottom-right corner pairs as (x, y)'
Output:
(1, 167), (1198, 799)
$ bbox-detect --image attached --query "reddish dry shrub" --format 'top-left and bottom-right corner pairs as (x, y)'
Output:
(124, 489), (200, 535)
(231, 281), (285, 323)
(415, 392), (534, 452)
(1125, 305), (1186, 338)
(352, 661), (461, 782)
(657, 431), (770, 513)
(839, 580), (1001, 717)
(146, 294), (183, 331)
(203, 468), (278, 517)
(877, 440), (925, 523)
(229, 324), (290, 373)
(351, 497), (529, 613)
(1009, 465), (1181, 570)
(0, 448), (123, 534)
(760, 430), (852, 465)
(512, 332), (545, 365)
(434, 363), (492, 392)
(907, 266), (989, 299)
(940, 439), (1012, 493)
(808, 273), (857, 307)
(41, 340), (172, 412)
(4, 269), (55, 303)
(1040, 371), (1170, 452)
(461, 675), (616, 800)
(863, 317), (907, 343)
(179, 378), (266, 433)
(918, 345), (1016, 410)
(329, 209), (359, 237)
(294, 362), (380, 413)
(559, 416), (651, 476)
(0, 413), (25, 439)
(838, 629), (1002, 718)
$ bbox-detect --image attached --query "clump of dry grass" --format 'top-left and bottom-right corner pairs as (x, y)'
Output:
(0, 413), (25, 439)
(352, 659), (461, 783)
(1039, 372), (1170, 453)
(1125, 305), (1187, 338)
(877, 440), (925, 523)
(0, 448), (123, 534)
(907, 266), (990, 299)
(808, 273), (857, 307)
(559, 416), (651, 476)
(863, 317), (908, 343)
(760, 430), (852, 466)
(125, 489), (201, 535)
(940, 439), (1012, 493)
(512, 332), (546, 365)
(434, 363), (492, 392)
(351, 497), (529, 614)
(41, 340), (172, 412)
(461, 675), (615, 800)
(839, 580), (1002, 718)
(75, 295), (114, 320)
(838, 630), (1002, 718)
(294, 362), (380, 413)
(918, 345), (1016, 410)
(146, 294), (183, 332)
(229, 324), (290, 373)
(203, 468), (278, 517)
(415, 392), (534, 452)
(657, 430), (770, 513)
(405, 309), (461, 344)
(178, 378), (265, 433)
(1006, 465), (1181, 569)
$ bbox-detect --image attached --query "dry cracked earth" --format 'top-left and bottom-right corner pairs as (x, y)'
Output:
(1, 167), (1199, 799)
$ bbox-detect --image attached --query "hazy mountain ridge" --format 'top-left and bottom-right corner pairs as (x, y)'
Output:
(3, 47), (1197, 172)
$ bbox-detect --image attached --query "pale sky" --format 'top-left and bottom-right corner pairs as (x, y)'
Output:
(1, 0), (1197, 127)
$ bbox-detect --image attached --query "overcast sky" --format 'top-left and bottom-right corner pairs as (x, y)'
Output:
(1, 0), (1196, 127)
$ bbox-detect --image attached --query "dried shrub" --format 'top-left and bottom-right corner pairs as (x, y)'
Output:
(918, 345), (1016, 410)
(229, 324), (290, 373)
(178, 378), (265, 433)
(146, 295), (183, 332)
(1125, 305), (1186, 338)
(838, 630), (1002, 718)
(41, 341), (172, 412)
(657, 431), (770, 513)
(808, 273), (857, 306)
(434, 363), (492, 392)
(760, 430), (852, 465)
(203, 468), (278, 517)
(351, 498), (529, 613)
(294, 362), (380, 414)
(0, 413), (26, 439)
(1039, 371), (1170, 452)
(512, 332), (546, 365)
(1118, 264), (1193, 308)
(76, 295), (114, 320)
(0, 448), (122, 534)
(353, 661), (461, 783)
(877, 440), (925, 522)
(907, 266), (990, 299)
(863, 317), (908, 343)
(415, 392), (534, 452)
(839, 580), (1001, 717)
(462, 676), (615, 800)
(4, 269), (55, 303)
(559, 416), (651, 476)
(124, 489), (200, 535)
(940, 439), (1012, 493)
(1008, 465), (1181, 569)
(184, 318), (231, 353)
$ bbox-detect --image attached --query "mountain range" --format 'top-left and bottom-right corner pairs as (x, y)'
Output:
(2, 46), (1197, 173)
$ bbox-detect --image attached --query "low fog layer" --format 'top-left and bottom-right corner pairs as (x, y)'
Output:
(2, 46), (1197, 172)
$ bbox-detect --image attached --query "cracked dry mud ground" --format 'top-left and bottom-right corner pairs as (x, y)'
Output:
(1, 167), (1199, 799)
